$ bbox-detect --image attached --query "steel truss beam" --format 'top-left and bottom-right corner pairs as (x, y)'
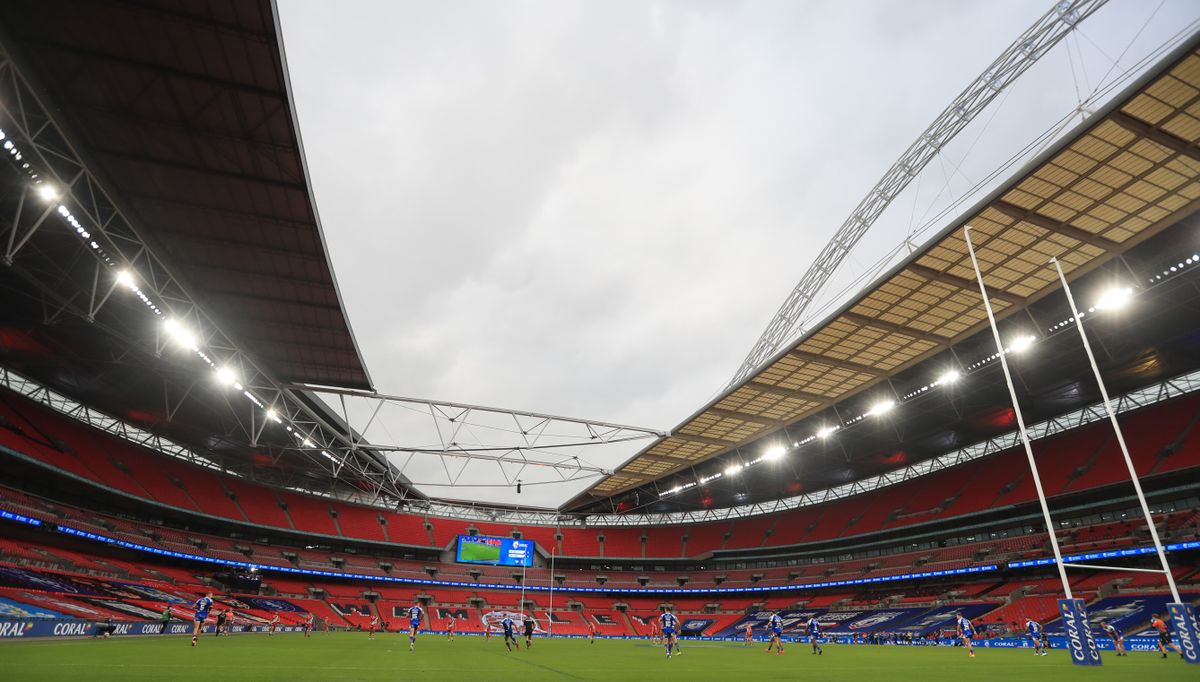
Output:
(295, 386), (664, 487)
(728, 0), (1109, 387)
(0, 37), (406, 503)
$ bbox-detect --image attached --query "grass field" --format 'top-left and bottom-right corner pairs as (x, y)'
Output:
(0, 632), (1195, 681)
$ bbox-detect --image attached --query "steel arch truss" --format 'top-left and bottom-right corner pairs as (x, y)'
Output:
(728, 0), (1110, 387)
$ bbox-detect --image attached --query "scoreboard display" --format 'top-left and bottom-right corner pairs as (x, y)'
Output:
(455, 535), (535, 567)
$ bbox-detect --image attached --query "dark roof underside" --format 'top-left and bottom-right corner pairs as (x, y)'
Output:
(0, 0), (371, 390)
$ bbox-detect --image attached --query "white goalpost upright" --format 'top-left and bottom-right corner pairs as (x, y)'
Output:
(963, 228), (1075, 595)
(1049, 257), (1198, 665)
(963, 226), (1101, 665)
(548, 547), (555, 637)
(965, 225), (1200, 666)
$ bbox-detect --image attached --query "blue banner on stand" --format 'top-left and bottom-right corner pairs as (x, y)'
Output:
(1168, 602), (1199, 664)
(1058, 598), (1102, 666)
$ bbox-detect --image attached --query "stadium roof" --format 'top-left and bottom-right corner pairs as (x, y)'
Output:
(0, 0), (394, 498)
(576, 35), (1200, 503)
(0, 0), (371, 391)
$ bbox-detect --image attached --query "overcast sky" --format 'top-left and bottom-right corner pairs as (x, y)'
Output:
(277, 0), (1199, 508)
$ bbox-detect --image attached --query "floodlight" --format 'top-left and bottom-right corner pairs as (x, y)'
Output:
(162, 318), (198, 349)
(938, 369), (961, 385)
(1009, 335), (1035, 353)
(724, 464), (743, 477)
(115, 269), (136, 290)
(215, 366), (238, 386)
(36, 183), (58, 202)
(1093, 286), (1132, 311)
(870, 400), (895, 416)
(266, 407), (281, 423)
(764, 445), (786, 460)
(817, 426), (836, 439)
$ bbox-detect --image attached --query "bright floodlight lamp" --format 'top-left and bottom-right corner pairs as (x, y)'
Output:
(724, 463), (743, 477)
(162, 318), (198, 350)
(764, 445), (786, 460)
(938, 369), (961, 385)
(817, 426), (836, 439)
(1009, 335), (1036, 353)
(115, 269), (136, 290)
(215, 366), (238, 387)
(870, 399), (895, 416)
(266, 407), (281, 422)
(35, 183), (58, 202)
(1094, 286), (1133, 311)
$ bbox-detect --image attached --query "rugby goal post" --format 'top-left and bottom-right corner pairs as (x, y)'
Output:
(964, 226), (1199, 665)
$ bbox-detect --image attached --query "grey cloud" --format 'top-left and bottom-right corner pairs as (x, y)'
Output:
(280, 0), (1198, 506)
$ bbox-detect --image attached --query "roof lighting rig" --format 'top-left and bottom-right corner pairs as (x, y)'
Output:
(659, 274), (1162, 498)
(0, 39), (406, 504)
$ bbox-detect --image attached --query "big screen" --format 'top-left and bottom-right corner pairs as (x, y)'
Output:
(455, 535), (535, 567)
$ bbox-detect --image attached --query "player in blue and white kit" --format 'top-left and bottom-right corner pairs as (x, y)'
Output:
(190, 592), (213, 647)
(501, 615), (518, 652)
(807, 616), (823, 655)
(1025, 618), (1047, 656)
(955, 611), (975, 658)
(660, 609), (681, 658)
(764, 612), (784, 656)
(406, 603), (423, 651)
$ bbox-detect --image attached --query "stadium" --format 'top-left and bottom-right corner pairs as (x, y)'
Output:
(0, 0), (1199, 680)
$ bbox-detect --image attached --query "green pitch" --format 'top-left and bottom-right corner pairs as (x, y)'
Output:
(458, 540), (501, 563)
(0, 632), (1196, 681)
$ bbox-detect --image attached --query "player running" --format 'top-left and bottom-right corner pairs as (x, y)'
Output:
(807, 615), (823, 655)
(522, 612), (535, 649)
(1100, 620), (1124, 656)
(588, 620), (596, 644)
(303, 614), (314, 638)
(501, 615), (518, 652)
(446, 616), (455, 641)
(268, 613), (279, 636)
(764, 612), (784, 656)
(649, 618), (660, 645)
(1025, 618), (1046, 656)
(1150, 613), (1182, 659)
(368, 615), (379, 640)
(660, 609), (681, 658)
(407, 603), (423, 651)
(955, 611), (976, 658)
(215, 609), (228, 636)
(190, 592), (213, 647)
(744, 622), (753, 646)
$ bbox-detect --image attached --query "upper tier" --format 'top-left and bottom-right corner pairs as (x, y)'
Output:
(1, 386), (1198, 558)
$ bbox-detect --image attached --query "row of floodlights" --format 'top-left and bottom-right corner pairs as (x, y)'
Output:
(661, 283), (1141, 498)
(0, 128), (340, 468)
